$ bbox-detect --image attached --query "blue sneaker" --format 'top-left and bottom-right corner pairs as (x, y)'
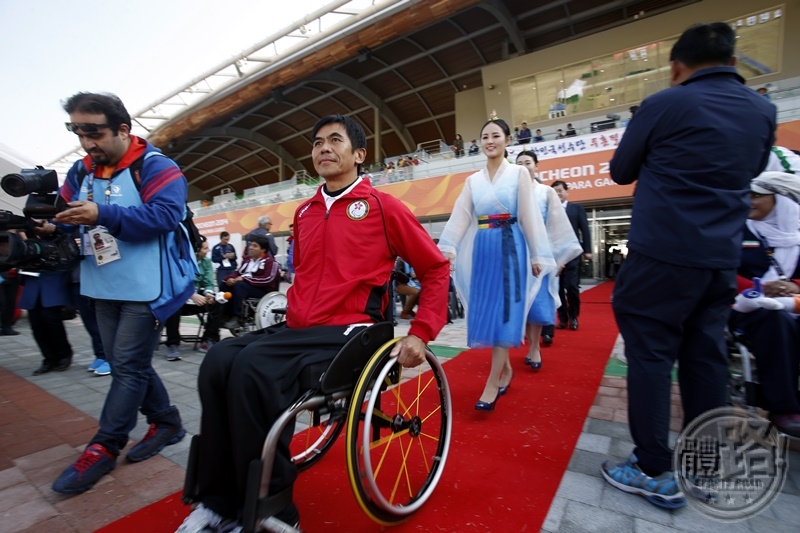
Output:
(126, 423), (186, 463)
(87, 359), (106, 372)
(52, 443), (117, 494)
(93, 361), (111, 376)
(601, 453), (686, 509)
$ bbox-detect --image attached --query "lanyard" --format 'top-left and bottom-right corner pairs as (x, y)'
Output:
(86, 166), (113, 206)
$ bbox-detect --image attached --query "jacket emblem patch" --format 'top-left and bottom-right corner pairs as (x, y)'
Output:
(347, 200), (369, 220)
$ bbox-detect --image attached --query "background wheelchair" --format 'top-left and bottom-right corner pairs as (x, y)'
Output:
(726, 329), (760, 412)
(229, 291), (288, 337)
(183, 322), (453, 533)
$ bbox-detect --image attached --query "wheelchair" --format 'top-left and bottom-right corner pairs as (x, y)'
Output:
(183, 321), (453, 533)
(726, 329), (760, 412)
(229, 291), (288, 337)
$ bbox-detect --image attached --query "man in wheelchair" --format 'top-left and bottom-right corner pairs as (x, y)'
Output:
(177, 115), (451, 533)
(221, 235), (281, 329)
(730, 165), (800, 439)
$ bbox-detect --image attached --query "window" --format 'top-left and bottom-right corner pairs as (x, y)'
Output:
(509, 7), (783, 124)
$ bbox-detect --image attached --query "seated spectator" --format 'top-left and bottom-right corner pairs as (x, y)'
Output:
(533, 129), (545, 143)
(555, 129), (565, 139)
(564, 123), (577, 137)
(221, 235), (280, 328)
(730, 168), (800, 438)
(176, 114), (449, 532)
(453, 134), (465, 158)
(165, 239), (223, 357)
(468, 139), (480, 155)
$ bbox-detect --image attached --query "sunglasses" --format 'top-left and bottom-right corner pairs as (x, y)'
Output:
(65, 122), (110, 133)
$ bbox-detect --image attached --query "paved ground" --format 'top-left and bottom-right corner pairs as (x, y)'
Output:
(0, 283), (798, 532)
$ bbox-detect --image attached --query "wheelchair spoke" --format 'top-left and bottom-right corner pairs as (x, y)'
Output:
(389, 437), (415, 503)
(371, 429), (402, 479)
(416, 432), (431, 473)
(369, 427), (408, 451)
(346, 342), (453, 523)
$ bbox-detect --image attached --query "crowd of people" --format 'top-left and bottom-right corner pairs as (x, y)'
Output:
(508, 122), (578, 145)
(3, 20), (799, 533)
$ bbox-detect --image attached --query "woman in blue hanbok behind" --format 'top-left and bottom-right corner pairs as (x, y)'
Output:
(438, 119), (555, 412)
(516, 151), (582, 370)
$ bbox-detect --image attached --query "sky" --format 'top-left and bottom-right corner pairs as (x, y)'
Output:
(0, 0), (330, 166)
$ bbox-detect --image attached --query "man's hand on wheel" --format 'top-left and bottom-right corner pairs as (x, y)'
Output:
(390, 334), (426, 368)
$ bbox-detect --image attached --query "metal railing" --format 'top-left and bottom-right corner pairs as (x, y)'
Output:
(46, 0), (410, 177)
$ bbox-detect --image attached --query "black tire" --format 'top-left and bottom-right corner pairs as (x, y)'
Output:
(291, 401), (346, 472)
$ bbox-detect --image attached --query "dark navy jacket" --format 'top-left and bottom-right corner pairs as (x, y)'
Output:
(610, 66), (776, 269)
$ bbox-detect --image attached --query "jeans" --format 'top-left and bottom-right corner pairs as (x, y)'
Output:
(90, 300), (181, 455)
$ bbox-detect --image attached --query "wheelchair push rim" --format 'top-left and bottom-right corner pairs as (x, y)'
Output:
(345, 339), (453, 524)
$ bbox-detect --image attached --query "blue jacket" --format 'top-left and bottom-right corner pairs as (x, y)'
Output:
(59, 137), (195, 323)
(610, 66), (776, 269)
(18, 270), (74, 309)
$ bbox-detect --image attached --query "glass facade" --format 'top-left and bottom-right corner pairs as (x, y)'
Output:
(510, 6), (784, 126)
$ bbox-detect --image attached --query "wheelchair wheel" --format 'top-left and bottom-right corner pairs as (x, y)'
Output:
(255, 291), (288, 328)
(291, 399), (346, 472)
(345, 339), (452, 524)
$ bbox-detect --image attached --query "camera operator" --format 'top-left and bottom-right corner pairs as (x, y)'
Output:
(49, 92), (195, 495)
(0, 273), (19, 335)
(0, 257), (21, 336)
(18, 242), (75, 374)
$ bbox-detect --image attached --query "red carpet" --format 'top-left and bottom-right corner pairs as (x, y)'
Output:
(100, 282), (617, 532)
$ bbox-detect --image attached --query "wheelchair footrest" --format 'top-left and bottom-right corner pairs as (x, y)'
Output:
(256, 486), (293, 525)
(182, 435), (200, 504)
(243, 458), (293, 533)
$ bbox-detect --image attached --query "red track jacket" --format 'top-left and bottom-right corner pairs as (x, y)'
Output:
(287, 178), (449, 344)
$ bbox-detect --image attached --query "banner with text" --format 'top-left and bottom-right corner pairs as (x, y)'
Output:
(194, 120), (799, 236)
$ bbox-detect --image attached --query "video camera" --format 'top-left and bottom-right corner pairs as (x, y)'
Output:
(0, 167), (80, 272)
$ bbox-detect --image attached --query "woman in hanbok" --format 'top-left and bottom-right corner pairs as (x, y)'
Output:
(439, 119), (555, 412)
(516, 151), (582, 370)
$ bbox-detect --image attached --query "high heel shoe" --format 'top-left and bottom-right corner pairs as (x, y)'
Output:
(498, 371), (514, 396)
(475, 391), (501, 412)
(525, 357), (542, 372)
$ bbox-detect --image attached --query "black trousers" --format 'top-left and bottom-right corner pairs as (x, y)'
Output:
(0, 278), (19, 329)
(729, 308), (800, 413)
(29, 306), (72, 366)
(165, 303), (222, 346)
(612, 250), (734, 473)
(557, 256), (581, 323)
(195, 323), (357, 520)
